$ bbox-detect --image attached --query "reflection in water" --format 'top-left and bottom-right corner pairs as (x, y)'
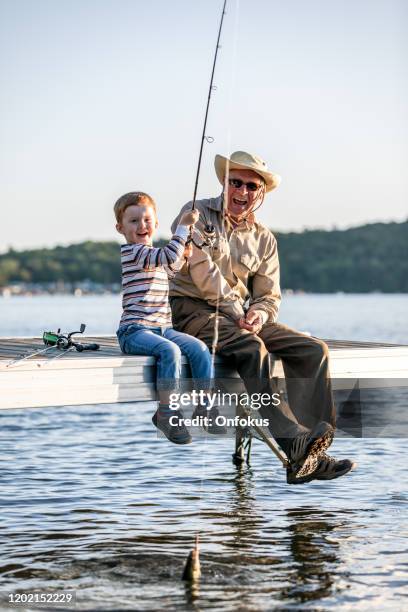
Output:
(183, 581), (201, 608)
(285, 507), (342, 604)
(195, 463), (354, 609)
(228, 466), (258, 552)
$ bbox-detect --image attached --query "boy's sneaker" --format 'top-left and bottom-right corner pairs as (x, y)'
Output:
(288, 421), (334, 479)
(191, 405), (227, 435)
(287, 453), (356, 484)
(152, 408), (192, 445)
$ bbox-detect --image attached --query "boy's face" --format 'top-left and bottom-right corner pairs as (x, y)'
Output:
(116, 204), (158, 245)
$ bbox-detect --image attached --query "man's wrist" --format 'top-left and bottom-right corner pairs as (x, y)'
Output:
(247, 309), (268, 325)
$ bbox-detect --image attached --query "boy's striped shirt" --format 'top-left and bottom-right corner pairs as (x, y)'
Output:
(120, 225), (188, 328)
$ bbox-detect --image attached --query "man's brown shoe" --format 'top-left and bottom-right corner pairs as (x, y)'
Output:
(288, 421), (334, 479)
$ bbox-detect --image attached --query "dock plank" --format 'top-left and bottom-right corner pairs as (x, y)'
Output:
(1, 336), (407, 410)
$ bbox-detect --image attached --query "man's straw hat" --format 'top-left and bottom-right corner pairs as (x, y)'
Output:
(214, 150), (281, 193)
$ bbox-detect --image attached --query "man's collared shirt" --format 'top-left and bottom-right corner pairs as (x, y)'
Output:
(170, 195), (281, 322)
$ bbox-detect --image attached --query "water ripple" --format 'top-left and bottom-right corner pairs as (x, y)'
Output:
(0, 403), (407, 610)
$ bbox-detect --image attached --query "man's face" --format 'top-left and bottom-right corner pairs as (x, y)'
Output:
(116, 204), (157, 245)
(225, 169), (265, 221)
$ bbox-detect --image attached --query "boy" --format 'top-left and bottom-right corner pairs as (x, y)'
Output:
(114, 191), (222, 444)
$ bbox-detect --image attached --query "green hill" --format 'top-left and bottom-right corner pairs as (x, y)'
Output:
(0, 221), (407, 292)
(275, 221), (408, 292)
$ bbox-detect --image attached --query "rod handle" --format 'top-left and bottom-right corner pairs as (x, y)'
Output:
(75, 343), (100, 352)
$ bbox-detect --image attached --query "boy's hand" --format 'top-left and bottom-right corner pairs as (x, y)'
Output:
(180, 209), (200, 227)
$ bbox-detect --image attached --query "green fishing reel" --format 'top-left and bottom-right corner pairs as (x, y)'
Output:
(42, 331), (61, 346)
(42, 324), (99, 352)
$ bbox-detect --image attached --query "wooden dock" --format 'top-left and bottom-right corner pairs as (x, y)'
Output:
(1, 336), (407, 410)
(0, 336), (408, 409)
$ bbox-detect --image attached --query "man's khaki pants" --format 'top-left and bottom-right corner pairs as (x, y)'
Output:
(170, 297), (335, 449)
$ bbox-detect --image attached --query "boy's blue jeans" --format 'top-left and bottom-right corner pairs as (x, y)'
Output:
(116, 323), (213, 402)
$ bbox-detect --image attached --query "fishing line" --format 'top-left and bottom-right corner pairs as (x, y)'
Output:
(191, 0), (239, 558)
(190, 0), (227, 212)
(211, 0), (240, 376)
(210, 1), (285, 467)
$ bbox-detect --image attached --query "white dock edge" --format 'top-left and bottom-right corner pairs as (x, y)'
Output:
(1, 337), (408, 410)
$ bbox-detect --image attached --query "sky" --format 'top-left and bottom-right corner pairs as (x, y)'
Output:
(0, 0), (407, 251)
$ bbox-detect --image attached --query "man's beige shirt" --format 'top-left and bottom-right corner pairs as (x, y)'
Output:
(169, 195), (281, 322)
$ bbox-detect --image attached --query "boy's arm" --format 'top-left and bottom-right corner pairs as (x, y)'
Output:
(122, 225), (189, 270)
(165, 245), (190, 278)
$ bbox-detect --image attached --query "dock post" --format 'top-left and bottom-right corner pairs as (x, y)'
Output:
(232, 398), (245, 464)
(232, 424), (246, 465)
(232, 399), (252, 465)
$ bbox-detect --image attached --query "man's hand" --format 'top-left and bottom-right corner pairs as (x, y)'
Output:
(237, 310), (266, 334)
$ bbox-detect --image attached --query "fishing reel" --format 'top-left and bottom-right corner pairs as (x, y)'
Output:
(43, 324), (99, 352)
(190, 223), (217, 250)
(182, 222), (218, 276)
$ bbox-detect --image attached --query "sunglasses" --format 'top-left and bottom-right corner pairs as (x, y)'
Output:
(228, 178), (262, 192)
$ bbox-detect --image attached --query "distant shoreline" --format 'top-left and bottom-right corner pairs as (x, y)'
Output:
(1, 220), (407, 293)
(2, 287), (407, 298)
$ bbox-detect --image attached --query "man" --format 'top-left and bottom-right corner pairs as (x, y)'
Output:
(170, 150), (356, 484)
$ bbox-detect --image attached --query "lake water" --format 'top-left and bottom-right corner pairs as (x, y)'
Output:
(0, 295), (407, 611)
(1, 293), (407, 344)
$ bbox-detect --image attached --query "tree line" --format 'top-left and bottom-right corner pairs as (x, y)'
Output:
(0, 221), (406, 292)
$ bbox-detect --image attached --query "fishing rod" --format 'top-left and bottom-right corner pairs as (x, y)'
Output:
(5, 324), (99, 369)
(191, 0), (227, 211)
(5, 344), (58, 369)
(187, 0), (227, 251)
(41, 323), (100, 370)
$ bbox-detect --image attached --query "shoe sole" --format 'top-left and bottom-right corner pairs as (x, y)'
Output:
(152, 413), (192, 445)
(287, 460), (357, 485)
(294, 423), (334, 479)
